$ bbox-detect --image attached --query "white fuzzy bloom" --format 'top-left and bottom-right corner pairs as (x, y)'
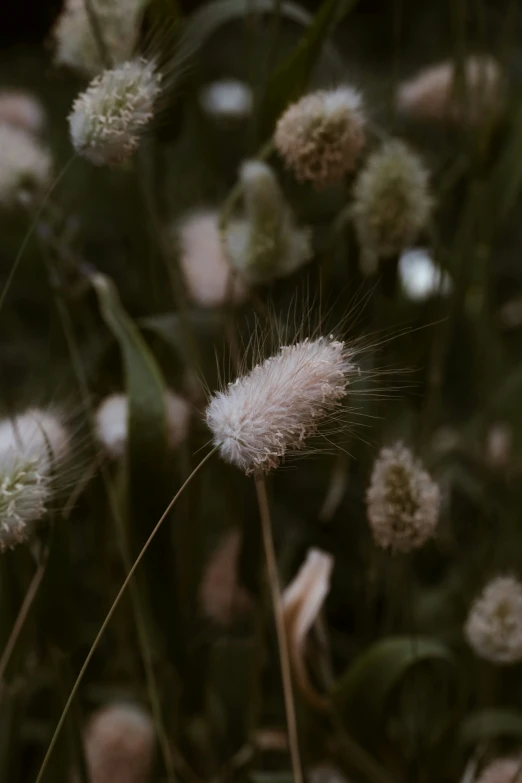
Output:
(206, 336), (355, 474)
(199, 79), (253, 121)
(274, 86), (366, 188)
(398, 248), (452, 301)
(476, 758), (522, 783)
(397, 56), (503, 125)
(177, 211), (248, 307)
(69, 58), (161, 165)
(0, 91), (45, 135)
(52, 0), (146, 77)
(465, 576), (522, 664)
(226, 160), (312, 283)
(81, 702), (155, 783)
(0, 409), (69, 551)
(366, 443), (440, 553)
(0, 125), (52, 208)
(95, 391), (190, 458)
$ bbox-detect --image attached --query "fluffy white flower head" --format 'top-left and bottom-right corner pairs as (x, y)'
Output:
(476, 758), (522, 783)
(199, 79), (253, 121)
(0, 91), (45, 135)
(353, 140), (432, 258)
(0, 125), (52, 208)
(69, 58), (161, 166)
(95, 391), (190, 458)
(465, 576), (522, 664)
(52, 0), (145, 77)
(206, 336), (355, 474)
(177, 211), (248, 307)
(0, 409), (69, 551)
(274, 86), (366, 188)
(398, 248), (452, 301)
(82, 702), (155, 783)
(366, 442), (440, 552)
(397, 56), (503, 125)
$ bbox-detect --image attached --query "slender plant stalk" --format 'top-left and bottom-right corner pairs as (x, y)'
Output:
(254, 473), (303, 783)
(0, 560), (46, 684)
(34, 446), (216, 783)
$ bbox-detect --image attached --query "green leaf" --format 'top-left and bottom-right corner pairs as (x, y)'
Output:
(91, 273), (168, 472)
(460, 709), (522, 745)
(259, 0), (357, 136)
(332, 636), (457, 742)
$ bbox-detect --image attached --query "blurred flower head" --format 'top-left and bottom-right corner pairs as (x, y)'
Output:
(199, 79), (253, 122)
(200, 529), (252, 625)
(366, 442), (440, 552)
(398, 248), (452, 301)
(0, 91), (45, 136)
(466, 576), (522, 664)
(353, 140), (432, 259)
(274, 86), (366, 188)
(476, 758), (522, 783)
(0, 124), (52, 208)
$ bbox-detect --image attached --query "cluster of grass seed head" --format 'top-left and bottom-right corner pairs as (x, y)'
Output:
(79, 702), (155, 783)
(465, 576), (522, 664)
(352, 139), (432, 258)
(205, 335), (356, 474)
(274, 86), (366, 188)
(69, 58), (162, 165)
(366, 442), (440, 552)
(226, 160), (312, 283)
(52, 0), (145, 77)
(0, 409), (70, 551)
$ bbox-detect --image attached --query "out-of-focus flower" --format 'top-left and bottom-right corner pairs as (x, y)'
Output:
(366, 442), (440, 553)
(0, 91), (45, 135)
(200, 529), (252, 625)
(465, 576), (522, 664)
(476, 758), (522, 783)
(176, 211), (248, 308)
(274, 86), (366, 188)
(353, 140), (432, 258)
(397, 56), (503, 125)
(199, 79), (253, 122)
(95, 391), (190, 459)
(226, 160), (312, 283)
(69, 58), (161, 165)
(52, 0), (146, 77)
(398, 248), (452, 301)
(0, 125), (52, 208)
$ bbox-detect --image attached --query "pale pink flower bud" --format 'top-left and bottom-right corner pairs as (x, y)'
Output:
(0, 125), (52, 208)
(274, 86), (366, 188)
(0, 91), (45, 135)
(465, 576), (522, 664)
(206, 336), (356, 474)
(200, 529), (252, 625)
(366, 442), (440, 553)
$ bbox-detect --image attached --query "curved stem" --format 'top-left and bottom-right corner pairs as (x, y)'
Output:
(34, 447), (217, 783)
(254, 473), (303, 783)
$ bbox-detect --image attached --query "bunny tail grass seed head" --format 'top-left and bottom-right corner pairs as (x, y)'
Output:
(274, 86), (366, 188)
(205, 336), (356, 474)
(0, 408), (71, 551)
(80, 702), (155, 783)
(366, 442), (440, 552)
(176, 211), (249, 308)
(0, 124), (52, 208)
(465, 576), (522, 664)
(226, 160), (312, 283)
(0, 91), (46, 135)
(69, 58), (162, 166)
(397, 56), (503, 125)
(352, 139), (432, 259)
(476, 758), (522, 783)
(52, 0), (146, 78)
